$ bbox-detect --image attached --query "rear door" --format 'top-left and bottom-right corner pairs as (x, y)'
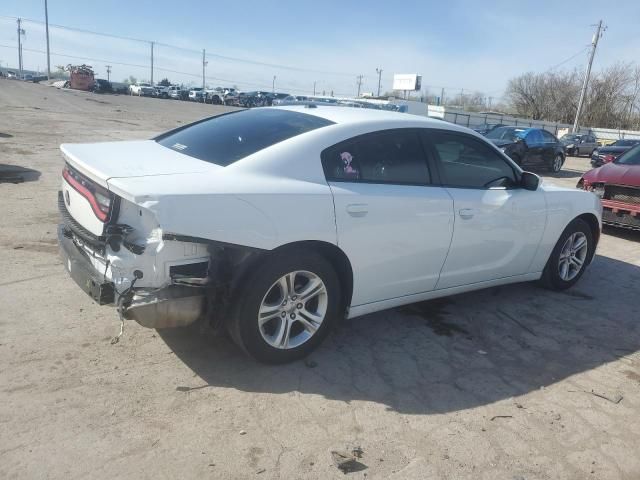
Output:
(323, 128), (454, 306)
(424, 129), (547, 289)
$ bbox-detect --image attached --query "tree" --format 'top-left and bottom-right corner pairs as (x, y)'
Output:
(123, 75), (137, 84)
(158, 78), (171, 86)
(505, 63), (640, 129)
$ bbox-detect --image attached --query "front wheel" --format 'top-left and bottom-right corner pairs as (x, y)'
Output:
(551, 153), (564, 173)
(227, 250), (341, 363)
(540, 218), (593, 290)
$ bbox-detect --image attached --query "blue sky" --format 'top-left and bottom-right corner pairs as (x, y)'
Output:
(1, 0), (638, 99)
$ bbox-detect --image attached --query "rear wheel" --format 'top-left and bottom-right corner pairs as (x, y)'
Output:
(227, 250), (341, 363)
(540, 218), (593, 290)
(551, 153), (564, 172)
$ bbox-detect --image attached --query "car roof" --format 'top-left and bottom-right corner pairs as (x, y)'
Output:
(274, 105), (456, 129)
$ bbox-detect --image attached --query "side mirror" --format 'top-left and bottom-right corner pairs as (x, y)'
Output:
(520, 171), (540, 191)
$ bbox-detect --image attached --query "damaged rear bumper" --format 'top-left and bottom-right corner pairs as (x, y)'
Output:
(58, 224), (206, 328)
(58, 224), (115, 304)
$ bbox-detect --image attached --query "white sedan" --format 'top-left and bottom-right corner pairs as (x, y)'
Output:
(58, 106), (602, 363)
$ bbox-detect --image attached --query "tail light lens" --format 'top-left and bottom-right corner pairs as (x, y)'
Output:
(62, 164), (113, 221)
(603, 154), (615, 163)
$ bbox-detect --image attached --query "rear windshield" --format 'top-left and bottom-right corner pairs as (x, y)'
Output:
(156, 109), (334, 166)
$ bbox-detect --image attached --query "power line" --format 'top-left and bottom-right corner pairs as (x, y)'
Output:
(0, 43), (352, 95)
(0, 14), (358, 78)
(545, 45), (590, 72)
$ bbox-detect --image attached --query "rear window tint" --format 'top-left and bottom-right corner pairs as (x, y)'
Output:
(155, 109), (334, 166)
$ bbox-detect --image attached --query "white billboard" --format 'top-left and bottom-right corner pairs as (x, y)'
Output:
(392, 74), (422, 91)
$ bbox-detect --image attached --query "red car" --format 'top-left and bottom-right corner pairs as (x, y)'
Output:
(579, 144), (640, 230)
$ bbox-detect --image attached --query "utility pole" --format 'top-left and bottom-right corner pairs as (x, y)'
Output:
(17, 18), (24, 78)
(441, 87), (445, 106)
(488, 96), (493, 109)
(460, 88), (464, 109)
(150, 41), (154, 85)
(106, 65), (111, 82)
(375, 68), (382, 96)
(573, 20), (605, 133)
(44, 0), (51, 79)
(313, 81), (316, 96)
(356, 74), (363, 97)
(201, 49), (207, 90)
(272, 75), (276, 93)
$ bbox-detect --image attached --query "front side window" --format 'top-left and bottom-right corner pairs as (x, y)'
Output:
(321, 129), (431, 185)
(428, 130), (517, 189)
(156, 109), (334, 166)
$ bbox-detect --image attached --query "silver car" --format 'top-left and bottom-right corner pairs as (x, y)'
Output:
(560, 133), (598, 157)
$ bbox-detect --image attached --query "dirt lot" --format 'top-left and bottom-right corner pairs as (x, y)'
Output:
(1, 80), (639, 480)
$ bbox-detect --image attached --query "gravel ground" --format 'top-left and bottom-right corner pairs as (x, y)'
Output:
(1, 80), (639, 480)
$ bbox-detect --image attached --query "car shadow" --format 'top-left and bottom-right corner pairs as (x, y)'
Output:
(602, 225), (640, 241)
(547, 168), (584, 179)
(0, 164), (41, 183)
(159, 254), (640, 414)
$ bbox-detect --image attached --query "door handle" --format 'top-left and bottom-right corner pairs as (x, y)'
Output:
(346, 203), (368, 217)
(458, 208), (474, 219)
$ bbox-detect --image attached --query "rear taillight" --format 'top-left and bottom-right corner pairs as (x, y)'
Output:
(62, 164), (113, 221)
(603, 154), (615, 163)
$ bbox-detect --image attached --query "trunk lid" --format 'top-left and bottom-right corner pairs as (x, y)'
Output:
(59, 140), (219, 236)
(61, 140), (217, 185)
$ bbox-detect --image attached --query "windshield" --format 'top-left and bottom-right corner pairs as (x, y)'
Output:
(612, 139), (640, 147)
(615, 144), (640, 165)
(156, 109), (334, 166)
(486, 127), (526, 141)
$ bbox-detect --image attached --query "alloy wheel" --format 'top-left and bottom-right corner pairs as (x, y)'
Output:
(553, 155), (563, 172)
(258, 270), (328, 350)
(558, 232), (588, 281)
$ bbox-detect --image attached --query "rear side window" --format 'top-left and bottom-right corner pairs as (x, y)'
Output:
(541, 130), (556, 143)
(321, 129), (431, 185)
(156, 109), (334, 166)
(428, 130), (517, 189)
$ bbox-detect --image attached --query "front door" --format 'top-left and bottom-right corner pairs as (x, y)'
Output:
(322, 128), (454, 306)
(424, 129), (547, 289)
(523, 129), (545, 167)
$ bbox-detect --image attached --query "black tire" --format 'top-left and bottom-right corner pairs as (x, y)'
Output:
(227, 249), (341, 364)
(550, 153), (564, 172)
(540, 218), (594, 290)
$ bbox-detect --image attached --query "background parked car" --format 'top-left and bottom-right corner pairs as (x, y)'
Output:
(591, 139), (640, 167)
(91, 78), (113, 94)
(153, 85), (170, 99)
(487, 126), (565, 172)
(167, 85), (185, 100)
(129, 82), (154, 96)
(559, 133), (598, 157)
(473, 123), (505, 135)
(579, 143), (640, 230)
(206, 87), (239, 105)
(269, 93), (291, 106)
(188, 87), (206, 102)
(238, 91), (271, 107)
